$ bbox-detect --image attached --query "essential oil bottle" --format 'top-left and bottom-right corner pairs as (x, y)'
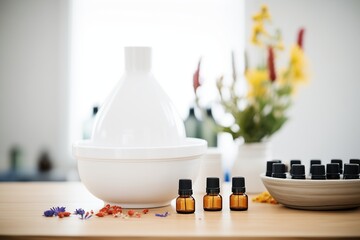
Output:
(311, 164), (326, 180)
(203, 177), (222, 211)
(290, 160), (301, 176)
(291, 164), (306, 179)
(343, 164), (360, 179)
(272, 163), (287, 178)
(266, 160), (281, 177)
(326, 163), (340, 179)
(176, 179), (195, 214)
(310, 159), (321, 175)
(331, 159), (343, 174)
(230, 177), (248, 211)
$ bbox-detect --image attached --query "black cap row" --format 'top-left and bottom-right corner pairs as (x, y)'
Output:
(178, 177), (246, 194)
(266, 159), (360, 180)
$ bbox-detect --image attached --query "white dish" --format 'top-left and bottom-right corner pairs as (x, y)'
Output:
(261, 174), (360, 210)
(75, 138), (206, 208)
(77, 157), (201, 208)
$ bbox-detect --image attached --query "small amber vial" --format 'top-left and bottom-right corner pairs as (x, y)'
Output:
(203, 177), (222, 211)
(230, 177), (248, 211)
(176, 179), (195, 214)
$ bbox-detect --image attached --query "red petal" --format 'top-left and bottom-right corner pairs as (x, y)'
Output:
(267, 46), (276, 81)
(297, 28), (305, 50)
(193, 58), (201, 93)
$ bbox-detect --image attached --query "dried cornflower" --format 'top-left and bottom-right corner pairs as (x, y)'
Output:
(155, 212), (169, 217)
(43, 210), (55, 217)
(74, 208), (85, 216)
(50, 206), (66, 216)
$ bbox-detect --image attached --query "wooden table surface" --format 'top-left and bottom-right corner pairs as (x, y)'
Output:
(0, 182), (359, 239)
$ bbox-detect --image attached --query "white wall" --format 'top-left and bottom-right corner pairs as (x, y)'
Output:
(245, 0), (360, 163)
(0, 0), (359, 174)
(69, 0), (245, 147)
(0, 0), (70, 171)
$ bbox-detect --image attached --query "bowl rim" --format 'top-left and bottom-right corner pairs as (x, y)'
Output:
(260, 173), (360, 184)
(73, 137), (207, 160)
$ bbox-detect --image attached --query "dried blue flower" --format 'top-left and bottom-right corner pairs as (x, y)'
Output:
(74, 208), (92, 220)
(83, 211), (93, 220)
(43, 210), (55, 217)
(50, 206), (66, 216)
(74, 208), (85, 216)
(155, 212), (169, 217)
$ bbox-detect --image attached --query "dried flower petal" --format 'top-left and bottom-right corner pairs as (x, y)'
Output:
(193, 58), (201, 93)
(50, 206), (66, 216)
(267, 46), (276, 81)
(297, 28), (305, 50)
(155, 212), (169, 217)
(127, 210), (135, 216)
(43, 210), (55, 217)
(74, 208), (85, 216)
(252, 191), (278, 204)
(96, 212), (105, 217)
(63, 212), (71, 217)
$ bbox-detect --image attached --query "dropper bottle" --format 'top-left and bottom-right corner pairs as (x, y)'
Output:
(176, 179), (195, 214)
(203, 177), (222, 211)
(230, 177), (248, 211)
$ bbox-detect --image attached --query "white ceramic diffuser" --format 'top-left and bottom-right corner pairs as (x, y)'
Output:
(73, 47), (207, 208)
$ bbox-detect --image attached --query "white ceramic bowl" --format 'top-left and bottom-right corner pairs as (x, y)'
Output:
(73, 138), (206, 208)
(261, 174), (360, 210)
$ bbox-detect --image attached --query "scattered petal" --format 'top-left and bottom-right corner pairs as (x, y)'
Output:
(155, 212), (169, 217)
(74, 208), (85, 216)
(127, 210), (135, 217)
(43, 210), (55, 217)
(50, 206), (66, 216)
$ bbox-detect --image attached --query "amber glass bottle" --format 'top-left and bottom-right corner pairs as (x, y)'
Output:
(203, 177), (222, 211)
(230, 177), (248, 211)
(176, 179), (195, 214)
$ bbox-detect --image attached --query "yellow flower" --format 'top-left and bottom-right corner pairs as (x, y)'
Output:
(278, 45), (308, 90)
(289, 44), (308, 83)
(251, 22), (267, 45)
(246, 69), (269, 97)
(252, 5), (271, 22)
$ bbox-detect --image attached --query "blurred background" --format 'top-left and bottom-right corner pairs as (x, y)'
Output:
(0, 0), (359, 181)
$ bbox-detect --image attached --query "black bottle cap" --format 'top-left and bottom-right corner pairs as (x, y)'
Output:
(206, 177), (220, 194)
(331, 159), (343, 174)
(311, 164), (326, 180)
(266, 160), (281, 177)
(310, 160), (322, 174)
(343, 164), (360, 179)
(232, 177), (246, 193)
(290, 160), (301, 166)
(272, 163), (286, 178)
(326, 163), (340, 179)
(290, 160), (301, 175)
(310, 159), (321, 165)
(93, 106), (99, 116)
(291, 164), (305, 179)
(350, 159), (360, 165)
(178, 179), (193, 195)
(189, 107), (195, 116)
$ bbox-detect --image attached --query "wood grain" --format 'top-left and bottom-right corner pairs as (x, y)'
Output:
(0, 182), (359, 239)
